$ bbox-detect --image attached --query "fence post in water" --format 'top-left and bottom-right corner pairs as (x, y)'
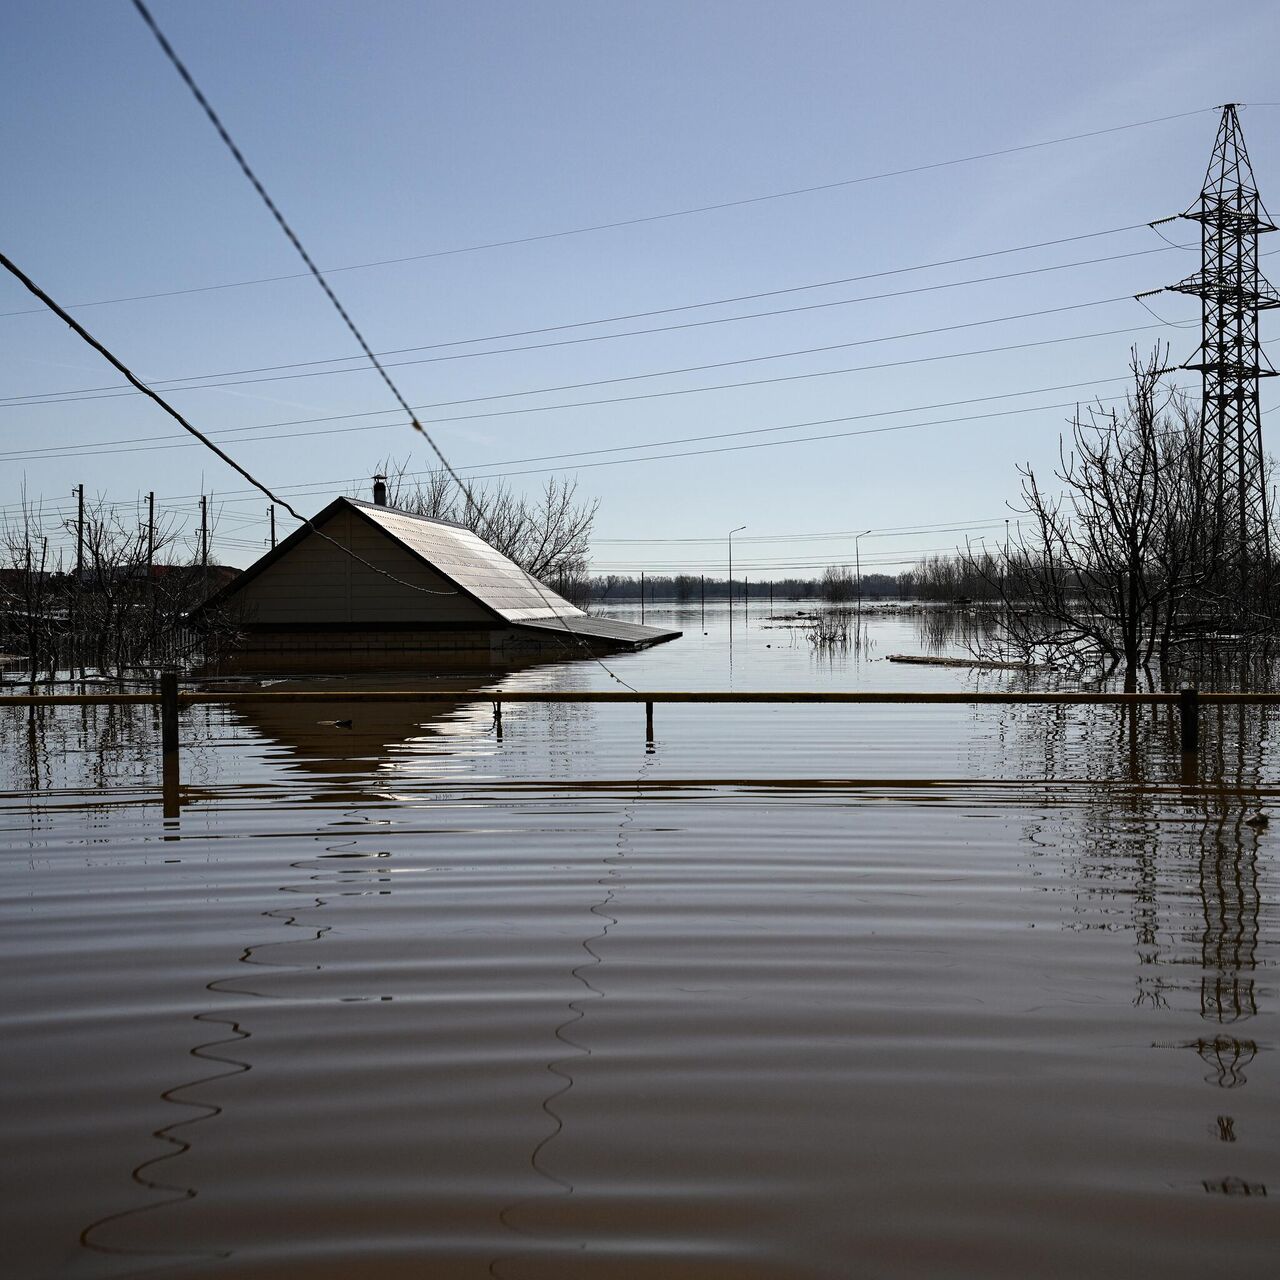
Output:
(645, 700), (654, 743)
(1178, 684), (1200, 755)
(493, 699), (503, 742)
(160, 671), (180, 815)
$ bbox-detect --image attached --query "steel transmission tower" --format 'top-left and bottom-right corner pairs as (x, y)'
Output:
(1167, 104), (1280, 599)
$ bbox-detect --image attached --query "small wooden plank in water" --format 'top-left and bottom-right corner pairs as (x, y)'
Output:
(887, 653), (1032, 670)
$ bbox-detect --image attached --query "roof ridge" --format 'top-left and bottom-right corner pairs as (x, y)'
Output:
(343, 495), (472, 532)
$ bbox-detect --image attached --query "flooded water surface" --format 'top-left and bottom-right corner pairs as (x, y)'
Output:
(3, 606), (1278, 1277)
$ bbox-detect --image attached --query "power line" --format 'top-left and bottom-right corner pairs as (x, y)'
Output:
(25, 382), (1180, 519)
(0, 250), (457, 599)
(0, 321), (1183, 482)
(0, 366), (1146, 466)
(0, 104), (1213, 322)
(0, 241), (1175, 404)
(588, 548), (1008, 572)
(0, 292), (1151, 410)
(592, 518), (1012, 545)
(130, 0), (634, 689)
(0, 329), (1196, 492)
(385, 390), (1191, 485)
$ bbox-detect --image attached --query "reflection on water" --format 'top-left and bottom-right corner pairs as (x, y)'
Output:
(78, 1006), (248, 1275)
(490, 750), (654, 1280)
(983, 694), (1273, 1201)
(912, 604), (1001, 656)
(3, 607), (1279, 1277)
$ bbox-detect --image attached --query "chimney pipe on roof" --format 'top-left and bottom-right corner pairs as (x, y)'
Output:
(372, 473), (388, 507)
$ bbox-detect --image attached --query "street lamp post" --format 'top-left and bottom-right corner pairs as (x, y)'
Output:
(728, 525), (746, 628)
(854, 529), (871, 611)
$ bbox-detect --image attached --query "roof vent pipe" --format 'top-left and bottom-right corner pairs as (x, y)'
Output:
(372, 473), (388, 507)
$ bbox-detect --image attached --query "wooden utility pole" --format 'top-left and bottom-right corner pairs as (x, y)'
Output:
(640, 570), (645, 623)
(199, 495), (209, 568)
(147, 492), (156, 578)
(73, 483), (85, 679)
(74, 484), (84, 579)
(269, 504), (277, 548)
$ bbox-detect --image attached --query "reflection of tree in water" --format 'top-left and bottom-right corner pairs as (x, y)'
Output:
(913, 607), (1001, 656)
(0, 699), (222, 803)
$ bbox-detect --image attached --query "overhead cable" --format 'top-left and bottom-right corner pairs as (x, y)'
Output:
(0, 293), (1152, 410)
(0, 98), (1212, 321)
(130, 0), (634, 688)
(0, 250), (455, 598)
(0, 242), (1176, 404)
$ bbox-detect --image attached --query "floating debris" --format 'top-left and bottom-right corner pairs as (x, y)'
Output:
(887, 654), (1035, 670)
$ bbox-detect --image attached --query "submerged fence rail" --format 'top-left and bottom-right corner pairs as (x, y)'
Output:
(4, 688), (1280, 706)
(4, 682), (1278, 809)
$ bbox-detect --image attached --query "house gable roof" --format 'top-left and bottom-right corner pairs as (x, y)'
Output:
(197, 496), (583, 625)
(196, 496), (681, 648)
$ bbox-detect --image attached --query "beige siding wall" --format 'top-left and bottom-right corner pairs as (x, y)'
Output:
(231, 509), (492, 625)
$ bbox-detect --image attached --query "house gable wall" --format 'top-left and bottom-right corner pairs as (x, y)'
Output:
(228, 508), (493, 626)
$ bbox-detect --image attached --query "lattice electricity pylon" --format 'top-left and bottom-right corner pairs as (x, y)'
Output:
(1167, 104), (1280, 599)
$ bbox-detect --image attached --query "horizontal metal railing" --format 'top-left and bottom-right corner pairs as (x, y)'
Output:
(4, 681), (1272, 812)
(3, 688), (1280, 706)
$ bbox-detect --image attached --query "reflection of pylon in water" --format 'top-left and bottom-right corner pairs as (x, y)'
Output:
(1166, 105), (1279, 601)
(1190, 729), (1262, 1085)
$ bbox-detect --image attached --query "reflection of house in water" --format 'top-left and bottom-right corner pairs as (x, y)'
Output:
(195, 491), (679, 672)
(225, 679), (481, 793)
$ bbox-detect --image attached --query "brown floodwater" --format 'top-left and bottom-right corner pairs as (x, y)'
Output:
(2, 605), (1278, 1277)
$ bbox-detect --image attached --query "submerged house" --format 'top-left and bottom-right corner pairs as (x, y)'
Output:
(197, 491), (680, 671)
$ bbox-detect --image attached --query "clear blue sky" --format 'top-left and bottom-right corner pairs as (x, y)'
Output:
(3, 0), (1278, 579)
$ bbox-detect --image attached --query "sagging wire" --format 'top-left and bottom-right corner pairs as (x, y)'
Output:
(130, 0), (638, 691)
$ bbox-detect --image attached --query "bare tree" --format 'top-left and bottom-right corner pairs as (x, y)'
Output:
(375, 463), (597, 582)
(1, 492), (235, 681)
(974, 348), (1214, 686)
(0, 492), (62, 683)
(820, 564), (855, 603)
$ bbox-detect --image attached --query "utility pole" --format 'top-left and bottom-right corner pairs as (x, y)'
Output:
(269, 504), (277, 548)
(147, 491), (156, 579)
(199, 494), (209, 569)
(640, 570), (645, 623)
(74, 484), (84, 580)
(1163, 103), (1279, 603)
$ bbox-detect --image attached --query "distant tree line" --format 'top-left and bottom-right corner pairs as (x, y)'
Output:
(584, 571), (921, 604)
